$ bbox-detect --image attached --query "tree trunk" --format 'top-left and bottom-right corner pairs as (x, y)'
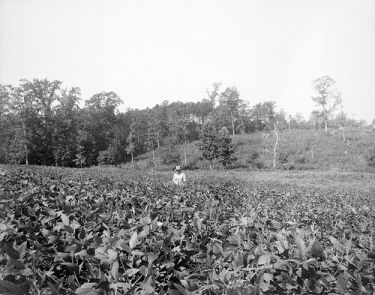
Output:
(311, 132), (316, 160)
(152, 149), (155, 159)
(21, 120), (29, 165)
(325, 120), (328, 133)
(184, 139), (187, 166)
(231, 111), (235, 136)
(273, 122), (279, 169)
(209, 160), (213, 170)
(288, 121), (291, 131)
(157, 132), (160, 148)
(131, 152), (134, 163)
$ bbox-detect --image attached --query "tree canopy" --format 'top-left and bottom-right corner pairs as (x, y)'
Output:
(0, 77), (371, 167)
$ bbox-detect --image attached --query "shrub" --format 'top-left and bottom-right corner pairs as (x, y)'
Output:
(184, 153), (200, 170)
(278, 151), (289, 166)
(97, 145), (120, 165)
(296, 155), (307, 164)
(244, 150), (265, 169)
(146, 159), (156, 169)
(226, 161), (248, 169)
(246, 151), (260, 163)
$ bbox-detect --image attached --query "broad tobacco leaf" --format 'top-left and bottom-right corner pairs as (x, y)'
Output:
(60, 213), (70, 226)
(0, 280), (29, 295)
(260, 273), (273, 292)
(129, 231), (138, 249)
(329, 236), (345, 253)
(75, 283), (100, 295)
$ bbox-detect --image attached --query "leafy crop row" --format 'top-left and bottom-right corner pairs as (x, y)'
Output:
(0, 166), (374, 294)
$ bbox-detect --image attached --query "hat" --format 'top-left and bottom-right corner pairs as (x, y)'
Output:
(175, 165), (181, 171)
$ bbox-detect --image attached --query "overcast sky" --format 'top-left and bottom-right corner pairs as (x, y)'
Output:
(0, 0), (374, 122)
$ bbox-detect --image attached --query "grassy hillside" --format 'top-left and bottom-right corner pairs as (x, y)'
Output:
(232, 128), (375, 171)
(129, 127), (375, 171)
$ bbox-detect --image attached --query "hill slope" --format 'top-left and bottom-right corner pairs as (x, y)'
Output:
(231, 128), (375, 171)
(130, 127), (375, 171)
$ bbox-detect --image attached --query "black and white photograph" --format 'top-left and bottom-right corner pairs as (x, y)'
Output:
(0, 0), (374, 294)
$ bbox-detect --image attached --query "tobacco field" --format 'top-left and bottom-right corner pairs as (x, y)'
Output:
(0, 166), (374, 294)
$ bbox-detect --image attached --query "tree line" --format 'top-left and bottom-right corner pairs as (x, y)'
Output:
(0, 77), (371, 167)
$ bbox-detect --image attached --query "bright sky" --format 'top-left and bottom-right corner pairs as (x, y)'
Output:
(0, 0), (374, 122)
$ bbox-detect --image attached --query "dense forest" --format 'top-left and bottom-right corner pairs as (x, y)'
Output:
(0, 77), (374, 169)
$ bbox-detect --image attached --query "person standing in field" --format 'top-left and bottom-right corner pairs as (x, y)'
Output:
(172, 166), (186, 185)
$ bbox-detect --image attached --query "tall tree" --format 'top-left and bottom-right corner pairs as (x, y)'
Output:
(74, 139), (87, 168)
(146, 123), (158, 159)
(126, 122), (137, 163)
(25, 79), (61, 165)
(83, 91), (123, 165)
(151, 101), (169, 148)
(218, 87), (244, 135)
(271, 108), (279, 170)
(251, 101), (279, 168)
(311, 76), (342, 133)
(199, 122), (218, 170)
(167, 102), (190, 165)
(199, 123), (237, 169)
(0, 85), (23, 163)
(8, 79), (62, 165)
(333, 103), (349, 141)
(191, 99), (214, 128)
(206, 82), (221, 108)
(216, 127), (237, 167)
(53, 87), (81, 166)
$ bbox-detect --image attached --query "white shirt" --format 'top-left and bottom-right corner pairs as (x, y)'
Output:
(173, 172), (186, 185)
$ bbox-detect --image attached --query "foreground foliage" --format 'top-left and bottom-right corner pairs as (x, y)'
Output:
(0, 166), (374, 294)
